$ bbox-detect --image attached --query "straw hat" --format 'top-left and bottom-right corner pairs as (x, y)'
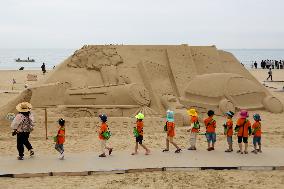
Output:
(16, 102), (32, 112)
(135, 113), (145, 120)
(239, 110), (249, 119)
(166, 110), (174, 122)
(187, 108), (198, 117)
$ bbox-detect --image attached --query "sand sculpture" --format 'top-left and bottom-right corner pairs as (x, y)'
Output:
(0, 45), (283, 126)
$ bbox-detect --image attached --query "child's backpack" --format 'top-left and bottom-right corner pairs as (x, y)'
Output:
(164, 121), (168, 132)
(133, 127), (139, 137)
(53, 136), (58, 142)
(192, 121), (200, 129)
(223, 123), (228, 134)
(102, 131), (112, 140)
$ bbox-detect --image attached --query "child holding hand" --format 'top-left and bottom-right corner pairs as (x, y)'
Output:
(252, 113), (262, 154)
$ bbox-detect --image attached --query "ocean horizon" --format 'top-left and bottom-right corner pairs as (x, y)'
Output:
(0, 48), (283, 70)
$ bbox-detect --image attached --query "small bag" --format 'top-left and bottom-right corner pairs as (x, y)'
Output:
(133, 127), (139, 137)
(53, 135), (58, 142)
(164, 122), (168, 132)
(223, 123), (228, 134)
(102, 131), (111, 140)
(193, 121), (200, 129)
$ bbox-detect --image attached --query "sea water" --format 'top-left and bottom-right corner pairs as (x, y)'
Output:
(0, 49), (75, 70)
(0, 48), (283, 70)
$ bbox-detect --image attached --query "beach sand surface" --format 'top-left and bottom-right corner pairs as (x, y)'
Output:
(0, 69), (283, 189)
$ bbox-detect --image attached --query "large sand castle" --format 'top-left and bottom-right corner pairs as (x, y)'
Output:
(0, 45), (283, 126)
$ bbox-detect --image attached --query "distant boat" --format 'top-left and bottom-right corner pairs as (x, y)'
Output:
(15, 58), (35, 62)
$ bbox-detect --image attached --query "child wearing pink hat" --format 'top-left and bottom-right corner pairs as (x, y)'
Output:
(235, 110), (252, 154)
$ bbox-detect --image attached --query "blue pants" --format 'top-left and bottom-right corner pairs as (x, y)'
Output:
(227, 136), (233, 144)
(206, 133), (216, 143)
(253, 136), (261, 145)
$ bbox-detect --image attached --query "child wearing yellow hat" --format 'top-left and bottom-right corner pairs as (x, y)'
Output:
(187, 108), (200, 150)
(131, 113), (150, 155)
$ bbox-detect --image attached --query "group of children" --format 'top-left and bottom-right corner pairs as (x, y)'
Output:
(53, 108), (262, 159)
(186, 108), (262, 154)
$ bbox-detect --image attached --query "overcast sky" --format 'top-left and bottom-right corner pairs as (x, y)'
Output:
(0, 0), (283, 49)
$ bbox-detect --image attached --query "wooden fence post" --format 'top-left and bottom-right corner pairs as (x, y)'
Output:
(44, 108), (48, 140)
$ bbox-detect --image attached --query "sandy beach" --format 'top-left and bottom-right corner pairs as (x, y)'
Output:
(0, 68), (283, 188)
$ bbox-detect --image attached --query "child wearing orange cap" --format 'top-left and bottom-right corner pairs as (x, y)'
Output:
(131, 113), (150, 155)
(187, 108), (200, 150)
(252, 113), (262, 154)
(235, 110), (252, 154)
(162, 110), (181, 153)
(204, 110), (216, 151)
(223, 111), (234, 152)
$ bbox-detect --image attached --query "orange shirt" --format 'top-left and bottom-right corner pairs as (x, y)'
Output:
(236, 118), (251, 137)
(226, 119), (233, 137)
(57, 128), (65, 144)
(252, 121), (261, 137)
(136, 121), (143, 136)
(204, 117), (216, 133)
(99, 123), (108, 140)
(167, 122), (175, 137)
(191, 116), (199, 133)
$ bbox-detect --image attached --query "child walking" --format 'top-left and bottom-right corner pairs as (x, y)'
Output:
(98, 114), (113, 157)
(235, 110), (252, 154)
(132, 113), (150, 155)
(187, 108), (200, 150)
(252, 113), (262, 154)
(223, 111), (234, 152)
(204, 110), (217, 151)
(162, 110), (181, 153)
(54, 118), (65, 160)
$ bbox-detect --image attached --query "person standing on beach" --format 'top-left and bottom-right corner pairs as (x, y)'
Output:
(235, 110), (251, 154)
(254, 61), (257, 69)
(266, 67), (273, 81)
(204, 110), (217, 151)
(187, 108), (200, 150)
(132, 113), (150, 155)
(11, 102), (35, 160)
(162, 110), (181, 153)
(251, 114), (262, 154)
(223, 111), (234, 152)
(41, 63), (46, 74)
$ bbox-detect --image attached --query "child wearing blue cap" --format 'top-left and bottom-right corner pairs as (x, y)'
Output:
(162, 110), (181, 153)
(98, 114), (113, 157)
(252, 113), (262, 154)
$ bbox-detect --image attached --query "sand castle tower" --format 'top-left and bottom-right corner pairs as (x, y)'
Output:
(0, 44), (283, 126)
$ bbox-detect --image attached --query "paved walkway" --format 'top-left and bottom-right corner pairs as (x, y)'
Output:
(1, 148), (284, 177)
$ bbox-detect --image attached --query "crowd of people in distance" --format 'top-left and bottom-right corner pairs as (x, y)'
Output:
(252, 60), (284, 69)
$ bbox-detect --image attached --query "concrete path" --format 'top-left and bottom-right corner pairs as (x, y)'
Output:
(1, 148), (284, 177)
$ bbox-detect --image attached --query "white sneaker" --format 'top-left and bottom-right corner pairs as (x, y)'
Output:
(59, 153), (64, 160)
